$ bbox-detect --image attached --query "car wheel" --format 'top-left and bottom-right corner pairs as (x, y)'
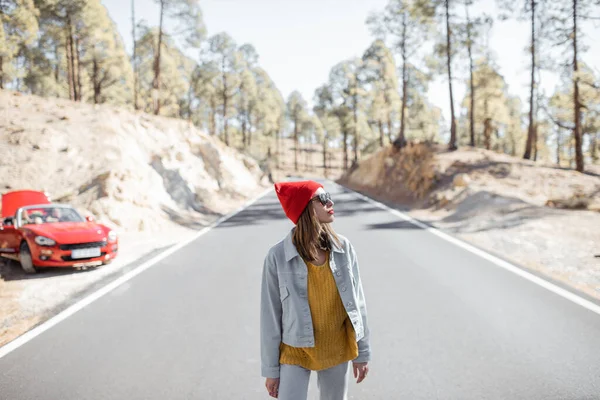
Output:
(19, 241), (37, 274)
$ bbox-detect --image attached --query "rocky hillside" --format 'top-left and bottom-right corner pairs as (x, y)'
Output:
(341, 143), (600, 210)
(340, 143), (600, 300)
(0, 91), (266, 232)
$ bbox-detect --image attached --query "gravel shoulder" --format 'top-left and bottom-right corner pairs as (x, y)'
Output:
(0, 187), (267, 348)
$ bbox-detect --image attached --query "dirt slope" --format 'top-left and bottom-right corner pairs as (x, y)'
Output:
(340, 143), (600, 300)
(0, 90), (268, 347)
(0, 90), (266, 232)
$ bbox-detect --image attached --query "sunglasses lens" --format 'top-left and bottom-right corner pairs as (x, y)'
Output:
(320, 193), (333, 206)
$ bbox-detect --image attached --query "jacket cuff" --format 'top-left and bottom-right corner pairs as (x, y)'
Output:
(353, 351), (371, 363)
(261, 365), (280, 378)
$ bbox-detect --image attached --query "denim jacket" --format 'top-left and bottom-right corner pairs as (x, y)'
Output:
(260, 230), (371, 378)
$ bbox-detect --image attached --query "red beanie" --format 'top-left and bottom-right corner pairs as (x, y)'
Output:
(274, 180), (323, 224)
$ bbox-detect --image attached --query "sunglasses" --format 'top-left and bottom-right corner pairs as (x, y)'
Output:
(312, 192), (334, 206)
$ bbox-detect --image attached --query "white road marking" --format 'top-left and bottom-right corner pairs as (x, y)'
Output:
(0, 187), (273, 359)
(338, 183), (600, 316)
(3, 178), (596, 361)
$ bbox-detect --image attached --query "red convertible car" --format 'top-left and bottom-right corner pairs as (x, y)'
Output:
(0, 190), (118, 273)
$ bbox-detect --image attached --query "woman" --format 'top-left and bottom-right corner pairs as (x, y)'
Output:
(260, 180), (371, 400)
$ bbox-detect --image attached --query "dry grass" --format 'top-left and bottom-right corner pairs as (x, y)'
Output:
(339, 142), (437, 201)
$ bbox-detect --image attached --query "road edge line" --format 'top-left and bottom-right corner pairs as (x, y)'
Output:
(0, 186), (273, 359)
(334, 181), (600, 316)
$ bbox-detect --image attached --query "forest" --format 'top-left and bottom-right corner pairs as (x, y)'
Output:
(1, 0), (599, 173)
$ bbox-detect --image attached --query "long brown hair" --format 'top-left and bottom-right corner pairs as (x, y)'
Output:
(292, 203), (341, 263)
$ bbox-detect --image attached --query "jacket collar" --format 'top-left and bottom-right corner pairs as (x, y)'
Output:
(283, 228), (344, 262)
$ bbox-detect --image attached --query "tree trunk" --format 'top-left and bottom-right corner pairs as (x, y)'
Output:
(222, 56), (229, 145)
(294, 118), (299, 171)
(378, 119), (384, 147)
(132, 0), (139, 110)
(445, 0), (457, 150)
(533, 123), (538, 161)
(556, 128), (561, 165)
(398, 69), (408, 148)
(93, 58), (100, 104)
(152, 0), (165, 115)
(75, 38), (82, 101)
(524, 0), (536, 160)
(591, 132), (598, 163)
(186, 85), (193, 122)
(68, 18), (79, 101)
(241, 115), (247, 149)
(54, 44), (60, 85)
(510, 130), (516, 156)
(395, 11), (408, 149)
(323, 136), (328, 178)
(275, 129), (280, 169)
(343, 128), (348, 171)
(239, 85), (246, 148)
(483, 99), (489, 149)
(209, 99), (217, 136)
(572, 0), (584, 172)
(0, 56), (3, 89)
(466, 2), (475, 147)
(66, 30), (75, 101)
(353, 90), (360, 165)
(483, 118), (492, 150)
(352, 67), (361, 166)
(387, 118), (393, 144)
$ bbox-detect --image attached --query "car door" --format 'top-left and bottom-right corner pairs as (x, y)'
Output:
(0, 215), (20, 256)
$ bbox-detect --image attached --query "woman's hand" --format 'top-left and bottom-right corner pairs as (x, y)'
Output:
(353, 362), (369, 383)
(265, 377), (280, 398)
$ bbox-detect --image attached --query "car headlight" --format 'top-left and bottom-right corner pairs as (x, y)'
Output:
(35, 236), (56, 246)
(108, 230), (117, 242)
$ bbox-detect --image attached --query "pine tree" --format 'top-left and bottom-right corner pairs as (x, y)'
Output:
(207, 32), (239, 145)
(328, 59), (368, 168)
(137, 25), (193, 117)
(286, 91), (309, 172)
(80, 0), (132, 105)
(34, 0), (87, 101)
(0, 0), (39, 89)
(457, 0), (492, 147)
(314, 84), (342, 176)
(361, 39), (400, 148)
(460, 59), (510, 151)
(367, 0), (430, 148)
(151, 0), (205, 115)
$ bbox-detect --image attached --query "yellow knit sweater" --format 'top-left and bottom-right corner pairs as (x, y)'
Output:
(279, 254), (358, 371)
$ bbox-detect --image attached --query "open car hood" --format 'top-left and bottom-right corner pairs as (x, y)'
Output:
(1, 191), (51, 218)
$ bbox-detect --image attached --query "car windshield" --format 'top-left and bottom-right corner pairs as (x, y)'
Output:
(20, 206), (85, 225)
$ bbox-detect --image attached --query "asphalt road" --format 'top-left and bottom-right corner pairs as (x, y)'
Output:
(1, 183), (599, 400)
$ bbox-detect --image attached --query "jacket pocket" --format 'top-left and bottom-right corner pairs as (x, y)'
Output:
(279, 285), (289, 301)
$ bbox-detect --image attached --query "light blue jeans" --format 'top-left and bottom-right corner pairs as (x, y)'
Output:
(278, 362), (350, 400)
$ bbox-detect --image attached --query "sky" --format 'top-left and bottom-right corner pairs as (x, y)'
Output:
(102, 0), (600, 129)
